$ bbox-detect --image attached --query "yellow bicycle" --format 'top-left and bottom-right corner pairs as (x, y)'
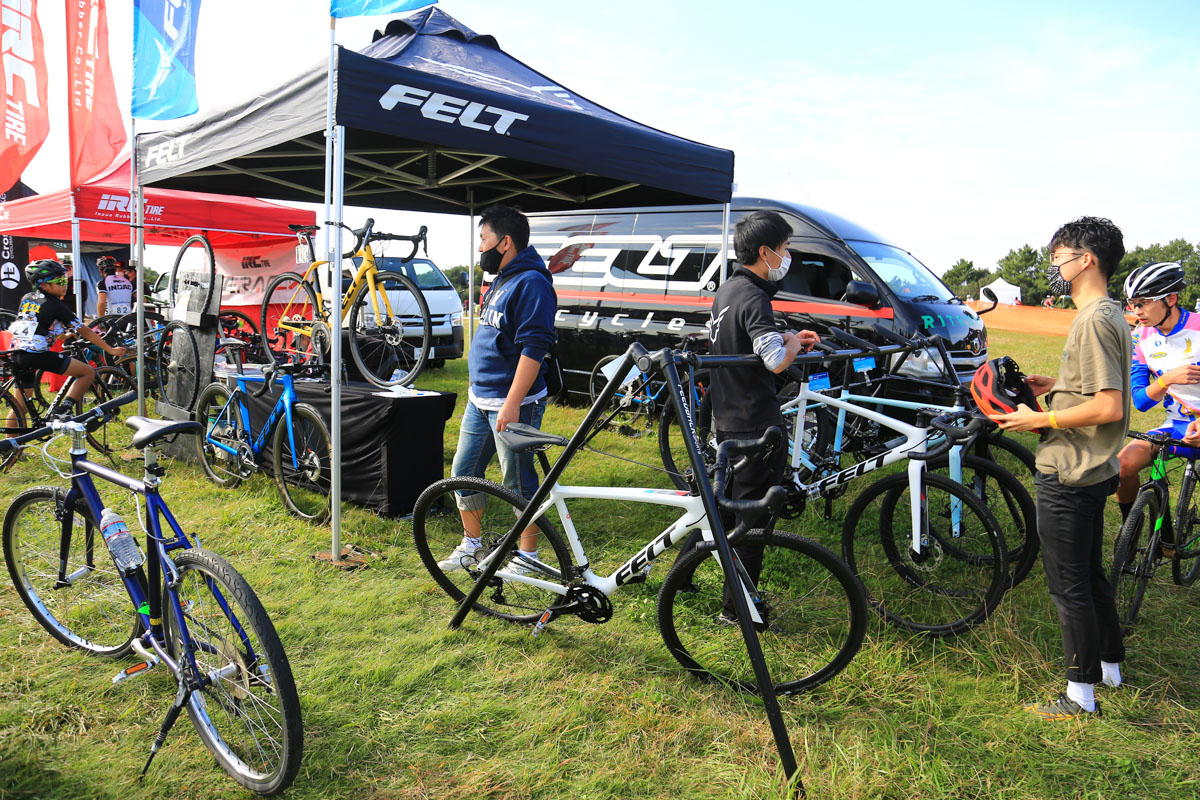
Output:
(259, 219), (433, 387)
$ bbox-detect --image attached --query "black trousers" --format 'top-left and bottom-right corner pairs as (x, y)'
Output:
(1034, 471), (1126, 684)
(673, 423), (787, 611)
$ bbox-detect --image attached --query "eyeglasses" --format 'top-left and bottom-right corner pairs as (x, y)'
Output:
(1051, 252), (1086, 269)
(1129, 297), (1169, 311)
(45, 276), (69, 286)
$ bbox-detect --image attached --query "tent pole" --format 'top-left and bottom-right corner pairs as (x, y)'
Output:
(467, 191), (475, 341)
(720, 199), (731, 285)
(329, 123), (345, 560)
(323, 17), (336, 267)
(131, 119), (147, 417)
(70, 197), (83, 321)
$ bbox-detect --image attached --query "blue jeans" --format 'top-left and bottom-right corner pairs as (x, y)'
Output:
(451, 399), (546, 511)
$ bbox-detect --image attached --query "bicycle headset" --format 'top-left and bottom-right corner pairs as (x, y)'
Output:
(970, 356), (1041, 417)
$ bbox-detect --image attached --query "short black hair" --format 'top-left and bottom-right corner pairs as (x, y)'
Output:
(734, 211), (792, 267)
(1049, 216), (1125, 279)
(479, 205), (530, 251)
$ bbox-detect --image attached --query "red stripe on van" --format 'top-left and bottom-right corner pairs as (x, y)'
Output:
(556, 290), (894, 319)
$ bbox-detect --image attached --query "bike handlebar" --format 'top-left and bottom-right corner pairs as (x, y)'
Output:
(1127, 429), (1196, 451)
(326, 218), (429, 262)
(828, 326), (880, 354)
(0, 389), (138, 456)
(907, 410), (988, 461)
(710, 427), (788, 536)
(251, 362), (329, 398)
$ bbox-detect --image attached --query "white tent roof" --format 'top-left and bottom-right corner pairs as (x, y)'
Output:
(982, 276), (1022, 304)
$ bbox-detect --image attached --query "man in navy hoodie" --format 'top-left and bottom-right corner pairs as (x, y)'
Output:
(439, 206), (558, 577)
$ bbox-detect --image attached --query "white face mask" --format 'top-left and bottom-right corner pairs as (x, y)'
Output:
(766, 246), (791, 282)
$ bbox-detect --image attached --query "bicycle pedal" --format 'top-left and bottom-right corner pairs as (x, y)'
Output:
(113, 658), (159, 685)
(531, 608), (556, 637)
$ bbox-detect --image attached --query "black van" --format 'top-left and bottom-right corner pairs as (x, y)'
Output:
(526, 197), (988, 404)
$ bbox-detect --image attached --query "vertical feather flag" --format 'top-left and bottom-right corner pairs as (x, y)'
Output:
(132, 0), (202, 120)
(330, 0), (435, 18)
(67, 0), (126, 186)
(0, 0), (50, 193)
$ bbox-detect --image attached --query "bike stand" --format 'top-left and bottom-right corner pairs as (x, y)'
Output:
(312, 543), (379, 570)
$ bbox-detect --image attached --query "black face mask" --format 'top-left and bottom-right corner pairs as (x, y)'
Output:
(479, 246), (503, 275)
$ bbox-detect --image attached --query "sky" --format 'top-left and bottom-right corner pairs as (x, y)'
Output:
(18, 0), (1200, 276)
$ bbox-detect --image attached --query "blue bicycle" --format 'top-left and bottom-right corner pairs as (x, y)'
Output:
(194, 343), (332, 523)
(0, 395), (303, 793)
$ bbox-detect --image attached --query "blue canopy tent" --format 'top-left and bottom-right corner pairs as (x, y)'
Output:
(134, 6), (735, 564)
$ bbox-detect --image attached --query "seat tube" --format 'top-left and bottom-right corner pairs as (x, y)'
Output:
(908, 457), (925, 554)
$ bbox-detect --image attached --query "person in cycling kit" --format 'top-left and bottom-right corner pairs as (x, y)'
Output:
(1117, 262), (1200, 517)
(95, 256), (136, 317)
(6, 260), (126, 414)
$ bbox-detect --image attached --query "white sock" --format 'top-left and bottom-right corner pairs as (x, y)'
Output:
(517, 549), (538, 561)
(1066, 680), (1096, 712)
(462, 536), (481, 550)
(1101, 661), (1122, 688)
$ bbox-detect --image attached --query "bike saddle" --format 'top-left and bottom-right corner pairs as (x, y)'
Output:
(126, 416), (204, 449)
(496, 423), (568, 452)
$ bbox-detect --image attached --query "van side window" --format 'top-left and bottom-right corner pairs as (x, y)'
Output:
(779, 251), (856, 302)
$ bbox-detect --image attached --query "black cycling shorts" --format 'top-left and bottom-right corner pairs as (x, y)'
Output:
(9, 350), (73, 389)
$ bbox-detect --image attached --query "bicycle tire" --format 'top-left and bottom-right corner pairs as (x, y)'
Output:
(168, 234), (216, 313)
(1, 388), (27, 471)
(259, 272), (325, 366)
(272, 402), (331, 523)
(105, 310), (167, 351)
(1172, 467), (1200, 587)
(346, 269), (431, 387)
(156, 321), (202, 410)
(842, 471), (1009, 637)
(412, 476), (573, 624)
(657, 529), (867, 695)
(195, 382), (246, 489)
(86, 367), (138, 459)
(928, 453), (1039, 587)
(3, 486), (138, 657)
(164, 548), (302, 795)
(588, 353), (656, 436)
(1110, 489), (1157, 633)
(217, 309), (265, 364)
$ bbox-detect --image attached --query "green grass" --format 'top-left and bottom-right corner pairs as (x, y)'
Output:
(1, 329), (1198, 799)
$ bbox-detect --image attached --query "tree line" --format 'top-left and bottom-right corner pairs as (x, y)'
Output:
(942, 239), (1200, 308)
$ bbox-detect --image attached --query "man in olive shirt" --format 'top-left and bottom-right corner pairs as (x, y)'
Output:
(992, 217), (1130, 719)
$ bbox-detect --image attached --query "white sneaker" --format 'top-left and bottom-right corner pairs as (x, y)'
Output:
(438, 538), (482, 572)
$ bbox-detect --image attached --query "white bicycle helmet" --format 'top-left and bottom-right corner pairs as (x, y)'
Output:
(1124, 261), (1185, 300)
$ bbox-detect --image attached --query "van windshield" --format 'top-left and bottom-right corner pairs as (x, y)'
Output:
(355, 258), (453, 290)
(846, 241), (955, 303)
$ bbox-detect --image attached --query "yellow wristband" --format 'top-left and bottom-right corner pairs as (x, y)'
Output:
(1048, 411), (1060, 429)
(1157, 374), (1169, 390)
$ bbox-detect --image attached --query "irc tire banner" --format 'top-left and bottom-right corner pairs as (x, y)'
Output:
(216, 239), (303, 306)
(67, 0), (127, 186)
(0, 0), (50, 194)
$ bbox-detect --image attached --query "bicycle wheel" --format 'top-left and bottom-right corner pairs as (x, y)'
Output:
(1110, 490), (1157, 633)
(346, 269), (431, 387)
(217, 309), (265, 364)
(169, 234), (216, 314)
(84, 366), (138, 459)
(157, 321), (202, 410)
(1172, 468), (1200, 587)
(929, 453), (1039, 587)
(272, 402), (331, 523)
(589, 354), (656, 437)
(842, 471), (1008, 636)
(412, 477), (573, 624)
(657, 529), (867, 695)
(259, 272), (325, 366)
(657, 375), (712, 490)
(0, 389), (27, 471)
(3, 486), (137, 657)
(105, 310), (166, 350)
(164, 548), (302, 795)
(195, 382), (247, 489)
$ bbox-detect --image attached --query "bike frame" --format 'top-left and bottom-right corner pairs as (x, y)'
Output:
(55, 424), (257, 686)
(277, 243), (395, 339)
(202, 371), (305, 470)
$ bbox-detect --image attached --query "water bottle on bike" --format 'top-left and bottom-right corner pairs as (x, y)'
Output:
(100, 508), (144, 573)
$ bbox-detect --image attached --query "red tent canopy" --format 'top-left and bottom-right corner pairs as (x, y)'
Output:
(0, 158), (313, 247)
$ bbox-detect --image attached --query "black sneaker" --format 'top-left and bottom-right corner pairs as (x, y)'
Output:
(1024, 693), (1102, 720)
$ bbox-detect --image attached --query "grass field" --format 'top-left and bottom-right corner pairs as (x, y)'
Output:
(1, 328), (1198, 800)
